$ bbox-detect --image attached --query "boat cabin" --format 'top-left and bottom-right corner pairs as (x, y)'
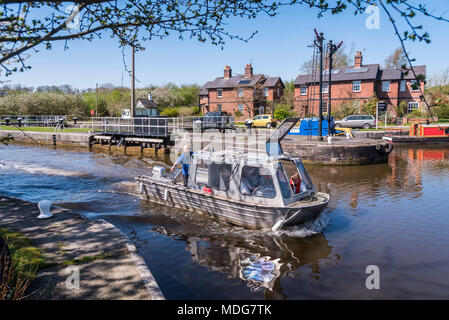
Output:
(184, 150), (316, 207)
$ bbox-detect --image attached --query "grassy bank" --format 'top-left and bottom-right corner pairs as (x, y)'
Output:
(0, 228), (45, 300)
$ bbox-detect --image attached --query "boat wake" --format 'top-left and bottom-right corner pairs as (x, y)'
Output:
(273, 213), (330, 238)
(0, 160), (92, 178)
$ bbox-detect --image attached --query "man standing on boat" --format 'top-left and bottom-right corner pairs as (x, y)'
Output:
(171, 145), (192, 187)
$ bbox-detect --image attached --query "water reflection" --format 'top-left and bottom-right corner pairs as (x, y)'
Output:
(151, 224), (335, 299)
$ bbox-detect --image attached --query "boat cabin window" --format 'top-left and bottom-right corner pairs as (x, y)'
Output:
(276, 167), (291, 198)
(240, 166), (276, 198)
(195, 161), (233, 191)
(279, 160), (310, 194)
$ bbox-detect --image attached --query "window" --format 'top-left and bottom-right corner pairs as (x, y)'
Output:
(382, 81), (391, 92)
(259, 106), (265, 114)
(353, 81), (361, 92)
(217, 104), (222, 112)
(321, 101), (328, 113)
(263, 87), (269, 97)
(262, 115), (269, 119)
(410, 80), (420, 92)
(300, 86), (307, 96)
(322, 82), (328, 94)
(277, 87), (280, 97)
(217, 89), (222, 98)
(400, 80), (406, 92)
(276, 167), (291, 199)
(407, 102), (419, 113)
(238, 104), (244, 111)
(239, 166), (276, 198)
(195, 161), (233, 191)
(238, 88), (244, 98)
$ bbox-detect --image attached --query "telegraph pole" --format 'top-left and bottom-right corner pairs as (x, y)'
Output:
(95, 83), (98, 116)
(131, 46), (135, 117)
(314, 30), (325, 141)
(327, 40), (342, 135)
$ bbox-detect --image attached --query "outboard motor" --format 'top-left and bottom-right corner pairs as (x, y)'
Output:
(4, 117), (10, 126)
(72, 116), (78, 125)
(17, 117), (22, 127)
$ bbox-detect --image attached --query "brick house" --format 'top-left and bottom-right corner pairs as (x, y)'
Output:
(294, 51), (426, 117)
(199, 64), (284, 117)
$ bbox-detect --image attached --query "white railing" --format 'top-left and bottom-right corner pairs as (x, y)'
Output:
(0, 115), (66, 127)
(90, 116), (235, 136)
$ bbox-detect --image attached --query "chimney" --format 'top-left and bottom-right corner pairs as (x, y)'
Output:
(224, 65), (232, 79)
(244, 64), (253, 78)
(354, 51), (363, 68)
(148, 92), (153, 101)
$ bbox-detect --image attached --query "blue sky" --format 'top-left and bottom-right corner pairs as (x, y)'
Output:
(5, 1), (449, 89)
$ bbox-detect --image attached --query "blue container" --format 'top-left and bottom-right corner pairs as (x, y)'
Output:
(288, 117), (334, 136)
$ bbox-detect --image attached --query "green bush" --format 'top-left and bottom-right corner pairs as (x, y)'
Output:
(273, 104), (293, 121)
(433, 104), (449, 119)
(234, 110), (243, 117)
(396, 101), (408, 118)
(333, 102), (358, 119)
(361, 96), (379, 116)
(160, 107), (179, 117)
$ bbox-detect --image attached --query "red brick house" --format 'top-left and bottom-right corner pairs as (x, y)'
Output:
(199, 64), (284, 117)
(294, 51), (426, 117)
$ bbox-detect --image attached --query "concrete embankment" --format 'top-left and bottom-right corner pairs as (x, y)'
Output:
(0, 195), (165, 300)
(282, 136), (391, 165)
(0, 129), (91, 146)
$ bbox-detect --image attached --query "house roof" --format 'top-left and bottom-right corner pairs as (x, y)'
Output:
(295, 64), (427, 85)
(263, 77), (284, 88)
(294, 64), (380, 85)
(136, 98), (159, 109)
(203, 74), (265, 89)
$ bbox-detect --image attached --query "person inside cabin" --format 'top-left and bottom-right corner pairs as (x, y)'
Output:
(171, 145), (192, 187)
(290, 173), (302, 194)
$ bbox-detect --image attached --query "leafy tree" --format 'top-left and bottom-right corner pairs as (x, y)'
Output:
(300, 44), (355, 73)
(384, 47), (407, 69)
(0, 1), (447, 80)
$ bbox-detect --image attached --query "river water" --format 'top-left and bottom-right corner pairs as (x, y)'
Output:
(1, 143), (448, 299)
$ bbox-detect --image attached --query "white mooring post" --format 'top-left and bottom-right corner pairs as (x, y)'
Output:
(37, 200), (53, 219)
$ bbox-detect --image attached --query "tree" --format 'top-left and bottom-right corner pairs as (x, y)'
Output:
(0, 1), (448, 78)
(300, 44), (355, 74)
(384, 47), (407, 69)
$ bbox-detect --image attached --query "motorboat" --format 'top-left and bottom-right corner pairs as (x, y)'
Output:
(136, 118), (330, 231)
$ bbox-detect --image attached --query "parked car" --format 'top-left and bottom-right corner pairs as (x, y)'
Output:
(245, 114), (277, 128)
(334, 115), (376, 129)
(200, 111), (232, 129)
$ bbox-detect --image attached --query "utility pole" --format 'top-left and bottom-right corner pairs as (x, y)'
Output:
(95, 83), (98, 117)
(314, 30), (325, 141)
(327, 40), (343, 135)
(131, 46), (135, 118)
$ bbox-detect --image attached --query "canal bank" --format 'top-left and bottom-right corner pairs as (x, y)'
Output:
(0, 195), (164, 300)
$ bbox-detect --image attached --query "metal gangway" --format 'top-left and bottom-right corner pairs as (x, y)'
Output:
(0, 115), (66, 127)
(90, 116), (235, 137)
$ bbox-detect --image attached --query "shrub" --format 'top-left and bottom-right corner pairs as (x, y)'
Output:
(234, 110), (243, 117)
(432, 104), (449, 119)
(273, 104), (293, 121)
(396, 101), (408, 118)
(160, 107), (179, 117)
(178, 106), (195, 116)
(333, 102), (358, 119)
(361, 96), (379, 116)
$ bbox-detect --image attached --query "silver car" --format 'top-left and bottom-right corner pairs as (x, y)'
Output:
(334, 115), (376, 129)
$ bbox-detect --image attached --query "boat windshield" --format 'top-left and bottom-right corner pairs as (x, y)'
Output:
(239, 166), (276, 198)
(279, 160), (308, 194)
